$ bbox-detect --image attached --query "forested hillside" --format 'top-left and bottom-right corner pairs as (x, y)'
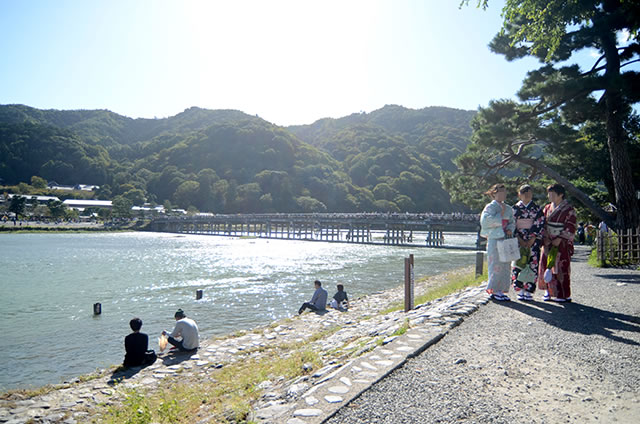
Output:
(0, 104), (475, 213)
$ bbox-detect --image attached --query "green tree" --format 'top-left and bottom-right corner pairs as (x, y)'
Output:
(98, 208), (111, 221)
(163, 200), (173, 214)
(30, 176), (47, 189)
(16, 182), (31, 194)
(373, 183), (399, 201)
(211, 179), (230, 213)
(394, 194), (416, 211)
(295, 196), (327, 212)
(373, 199), (400, 213)
(234, 183), (262, 213)
(123, 188), (146, 206)
(65, 208), (79, 221)
(47, 199), (67, 219)
(9, 195), (27, 218)
(173, 180), (200, 209)
(112, 195), (133, 219)
(464, 0), (640, 228)
(33, 204), (50, 218)
(444, 100), (606, 216)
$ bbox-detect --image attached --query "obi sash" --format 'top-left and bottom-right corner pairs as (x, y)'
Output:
(516, 218), (534, 230)
(547, 221), (564, 237)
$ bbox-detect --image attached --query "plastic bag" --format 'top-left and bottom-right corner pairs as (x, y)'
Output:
(497, 238), (521, 262)
(158, 334), (168, 352)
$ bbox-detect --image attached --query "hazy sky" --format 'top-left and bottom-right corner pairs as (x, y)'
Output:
(0, 0), (595, 126)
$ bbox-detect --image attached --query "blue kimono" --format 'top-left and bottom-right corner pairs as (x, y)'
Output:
(480, 200), (516, 294)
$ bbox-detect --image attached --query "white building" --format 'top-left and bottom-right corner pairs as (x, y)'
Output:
(62, 199), (112, 210)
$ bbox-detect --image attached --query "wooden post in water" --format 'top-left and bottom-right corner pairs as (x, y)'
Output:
(196, 289), (203, 300)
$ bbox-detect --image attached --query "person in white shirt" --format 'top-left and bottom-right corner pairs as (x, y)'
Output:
(162, 309), (199, 351)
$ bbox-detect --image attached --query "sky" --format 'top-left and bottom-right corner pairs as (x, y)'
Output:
(0, 0), (599, 126)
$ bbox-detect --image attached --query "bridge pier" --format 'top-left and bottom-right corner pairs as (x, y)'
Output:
(425, 228), (445, 247)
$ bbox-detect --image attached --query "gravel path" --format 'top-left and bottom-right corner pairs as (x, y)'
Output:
(326, 246), (640, 423)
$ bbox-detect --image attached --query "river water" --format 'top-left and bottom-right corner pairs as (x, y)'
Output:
(0, 231), (476, 391)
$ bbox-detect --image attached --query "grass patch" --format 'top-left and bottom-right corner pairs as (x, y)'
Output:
(99, 346), (324, 423)
(1, 368), (108, 401)
(381, 269), (488, 314)
(391, 319), (410, 336)
(587, 247), (605, 267)
(0, 384), (68, 402)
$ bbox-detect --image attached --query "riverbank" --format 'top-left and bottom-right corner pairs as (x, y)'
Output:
(327, 245), (640, 423)
(0, 264), (486, 423)
(0, 221), (145, 232)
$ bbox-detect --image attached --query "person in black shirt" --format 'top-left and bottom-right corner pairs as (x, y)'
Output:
(330, 284), (349, 311)
(123, 318), (157, 368)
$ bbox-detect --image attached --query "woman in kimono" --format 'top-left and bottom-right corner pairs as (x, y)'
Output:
(511, 184), (545, 301)
(538, 183), (577, 302)
(480, 183), (516, 301)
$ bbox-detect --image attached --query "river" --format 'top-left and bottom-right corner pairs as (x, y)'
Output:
(0, 231), (476, 391)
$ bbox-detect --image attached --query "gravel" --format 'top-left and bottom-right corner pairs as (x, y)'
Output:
(326, 246), (640, 424)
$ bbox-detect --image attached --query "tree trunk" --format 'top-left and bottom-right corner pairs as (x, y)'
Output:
(601, 30), (640, 230)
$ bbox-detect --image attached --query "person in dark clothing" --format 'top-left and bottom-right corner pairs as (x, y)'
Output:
(577, 222), (586, 244)
(330, 284), (349, 310)
(123, 318), (157, 368)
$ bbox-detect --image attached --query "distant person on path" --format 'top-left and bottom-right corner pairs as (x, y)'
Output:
(511, 184), (545, 301)
(329, 284), (349, 311)
(586, 223), (596, 245)
(480, 183), (516, 301)
(298, 280), (328, 314)
(538, 183), (577, 303)
(123, 318), (157, 368)
(577, 222), (586, 244)
(162, 309), (199, 351)
(598, 220), (609, 234)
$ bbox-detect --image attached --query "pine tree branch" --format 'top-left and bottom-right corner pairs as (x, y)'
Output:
(620, 58), (640, 69)
(511, 153), (616, 229)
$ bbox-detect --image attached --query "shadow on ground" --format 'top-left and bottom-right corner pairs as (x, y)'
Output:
(160, 349), (199, 366)
(108, 365), (147, 386)
(500, 300), (640, 346)
(593, 273), (640, 285)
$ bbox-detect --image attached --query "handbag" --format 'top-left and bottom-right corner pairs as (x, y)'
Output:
(497, 237), (521, 262)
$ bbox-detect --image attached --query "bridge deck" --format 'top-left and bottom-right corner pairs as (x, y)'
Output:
(148, 213), (482, 250)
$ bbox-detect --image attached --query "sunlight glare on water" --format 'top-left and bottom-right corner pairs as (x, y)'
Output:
(0, 231), (476, 391)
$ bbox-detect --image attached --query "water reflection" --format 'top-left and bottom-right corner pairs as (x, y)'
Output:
(0, 231), (475, 391)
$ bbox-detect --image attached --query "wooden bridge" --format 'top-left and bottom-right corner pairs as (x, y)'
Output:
(147, 213), (482, 250)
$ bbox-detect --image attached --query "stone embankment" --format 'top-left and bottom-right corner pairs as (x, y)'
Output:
(0, 266), (485, 423)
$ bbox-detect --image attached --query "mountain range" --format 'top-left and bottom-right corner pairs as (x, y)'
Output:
(0, 104), (475, 213)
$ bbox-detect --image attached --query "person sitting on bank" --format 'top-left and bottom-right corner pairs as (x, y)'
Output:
(329, 284), (349, 311)
(298, 280), (328, 314)
(162, 309), (199, 352)
(123, 317), (157, 368)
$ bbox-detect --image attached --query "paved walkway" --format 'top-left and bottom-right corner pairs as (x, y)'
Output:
(325, 245), (640, 423)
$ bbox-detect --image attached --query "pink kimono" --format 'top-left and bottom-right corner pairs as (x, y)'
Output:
(538, 200), (577, 299)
